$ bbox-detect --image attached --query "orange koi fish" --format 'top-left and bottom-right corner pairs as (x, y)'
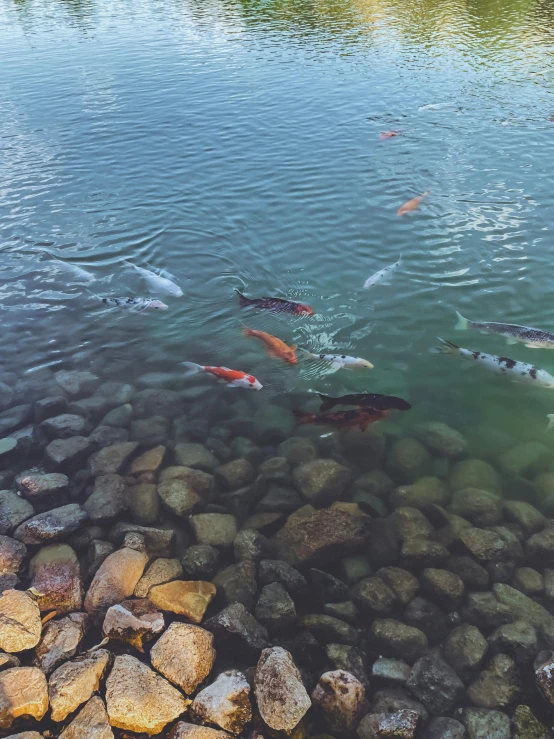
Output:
(397, 191), (429, 216)
(380, 130), (399, 139)
(293, 408), (386, 431)
(242, 327), (297, 364)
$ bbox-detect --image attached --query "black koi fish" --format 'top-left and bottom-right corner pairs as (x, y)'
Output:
(235, 289), (314, 316)
(318, 393), (411, 413)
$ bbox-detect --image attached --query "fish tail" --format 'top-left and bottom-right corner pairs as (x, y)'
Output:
(293, 409), (317, 425)
(318, 394), (335, 412)
(242, 326), (255, 337)
(234, 288), (251, 306)
(122, 259), (137, 270)
(85, 287), (102, 300)
(435, 337), (460, 355)
(181, 362), (202, 376)
(455, 311), (469, 331)
(547, 414), (554, 432)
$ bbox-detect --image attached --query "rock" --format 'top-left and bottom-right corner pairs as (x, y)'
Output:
(467, 653), (520, 709)
(503, 501), (546, 537)
(357, 710), (420, 739)
(55, 370), (99, 397)
(49, 649), (111, 722)
(151, 622), (215, 694)
(255, 404), (296, 442)
(182, 545), (220, 579)
(160, 466), (215, 496)
(493, 583), (554, 637)
(377, 567), (419, 606)
(301, 613), (360, 645)
(352, 577), (397, 617)
(312, 670), (366, 734)
(443, 624), (487, 680)
(273, 507), (369, 566)
(371, 657), (410, 686)
(233, 529), (266, 562)
(190, 670), (252, 734)
(4, 732), (43, 739)
(0, 490), (34, 534)
(535, 652), (554, 706)
(512, 566), (543, 596)
(204, 603), (268, 656)
(462, 708), (511, 739)
(190, 514), (238, 547)
(255, 583), (296, 632)
(101, 403), (133, 428)
(158, 479), (201, 517)
(445, 556), (489, 589)
(0, 667), (48, 729)
(420, 717), (467, 739)
(86, 539), (114, 577)
(29, 544), (82, 615)
(108, 521), (173, 556)
(0, 535), (26, 575)
(386, 438), (431, 484)
(105, 654), (188, 734)
(370, 686), (428, 722)
(511, 704), (550, 739)
(40, 414), (90, 440)
(525, 525), (554, 566)
(84, 544), (148, 621)
(256, 482), (303, 513)
(14, 504), (87, 545)
(403, 596), (449, 645)
(88, 442), (138, 476)
(130, 416), (170, 445)
(420, 568), (464, 610)
(292, 459), (354, 506)
(258, 559), (308, 596)
(58, 696), (113, 739)
(170, 725), (233, 739)
(45, 436), (92, 473)
(84, 474), (128, 523)
(15, 472), (69, 502)
(391, 477), (449, 509)
(175, 443), (218, 471)
(33, 613), (87, 674)
(90, 426), (129, 447)
(458, 527), (511, 563)
(132, 387), (184, 418)
(135, 558), (183, 598)
(390, 507), (434, 541)
(148, 580), (216, 622)
(128, 483), (159, 525)
(489, 620), (537, 663)
(413, 422), (468, 458)
(497, 441), (549, 477)
(0, 589), (42, 652)
(449, 459), (501, 495)
(35, 395), (68, 423)
(0, 652), (20, 671)
(278, 436), (318, 465)
(449, 488), (502, 527)
(461, 592), (512, 631)
(369, 619), (428, 663)
(216, 459), (255, 491)
(0, 404), (32, 436)
(130, 445), (166, 473)
(258, 456), (291, 483)
(102, 599), (164, 650)
(324, 644), (367, 688)
(400, 538), (448, 570)
(406, 655), (464, 715)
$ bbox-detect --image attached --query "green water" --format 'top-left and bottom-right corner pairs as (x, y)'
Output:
(2, 0), (554, 449)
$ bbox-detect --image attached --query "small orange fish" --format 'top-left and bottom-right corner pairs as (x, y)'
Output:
(242, 327), (297, 364)
(380, 130), (399, 139)
(397, 191), (429, 216)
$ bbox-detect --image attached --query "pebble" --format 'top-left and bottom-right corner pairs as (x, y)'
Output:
(0, 535), (26, 575)
(190, 670), (252, 735)
(204, 603), (268, 656)
(14, 504), (87, 545)
(357, 709), (420, 739)
(312, 669), (367, 734)
(151, 622), (215, 694)
(44, 436), (92, 473)
(102, 599), (164, 650)
(190, 514), (238, 547)
(0, 489), (34, 534)
(255, 582), (296, 632)
(33, 613), (87, 674)
(369, 619), (428, 663)
(29, 543), (82, 614)
(254, 647), (310, 731)
(0, 667), (48, 730)
(182, 544), (220, 579)
(175, 442), (218, 471)
(84, 473), (128, 522)
(15, 472), (69, 502)
(58, 696), (114, 739)
(467, 653), (520, 709)
(0, 589), (42, 652)
(130, 444), (166, 473)
(406, 655), (464, 715)
(84, 544), (148, 621)
(88, 441), (139, 476)
(489, 620), (537, 663)
(420, 568), (464, 610)
(462, 707), (511, 739)
(105, 653), (189, 734)
(148, 580), (216, 622)
(443, 623), (488, 680)
(48, 648), (112, 722)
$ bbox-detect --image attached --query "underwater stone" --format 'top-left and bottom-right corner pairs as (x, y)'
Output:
(130, 415), (170, 445)
(45, 436), (92, 472)
(448, 488), (502, 527)
(369, 619), (428, 663)
(255, 582), (296, 632)
(128, 482), (159, 525)
(420, 717), (467, 739)
(386, 438), (431, 484)
(444, 555), (489, 589)
(293, 459), (354, 506)
(254, 404), (296, 442)
(84, 473), (128, 522)
(258, 558), (308, 596)
(89, 425), (129, 447)
(301, 613), (360, 646)
(88, 441), (138, 476)
(182, 544), (220, 579)
(33, 613), (87, 675)
(511, 705), (551, 739)
(233, 528), (266, 562)
(175, 442), (218, 472)
(96, 381), (135, 405)
(48, 649), (111, 722)
(493, 582), (554, 634)
(413, 422), (468, 459)
(309, 567), (349, 603)
(29, 543), (82, 615)
(14, 504), (87, 545)
(58, 696), (113, 739)
(0, 405), (33, 436)
(86, 539), (115, 577)
(213, 560), (257, 610)
(101, 403), (133, 428)
(216, 458), (255, 491)
(84, 544), (148, 622)
(400, 538), (448, 570)
(102, 599), (164, 650)
(55, 370), (99, 397)
(130, 444), (166, 473)
(132, 388), (184, 420)
(135, 557), (183, 597)
(402, 596), (449, 645)
(357, 709), (420, 739)
(354, 470), (395, 498)
(420, 568), (464, 610)
(254, 647), (310, 731)
(497, 441), (550, 478)
(0, 536), (26, 575)
(158, 479), (201, 517)
(371, 657), (410, 685)
(0, 589), (41, 652)
(467, 653), (520, 709)
(107, 521), (174, 556)
(352, 576), (397, 617)
(15, 471), (69, 502)
(190, 513), (237, 547)
(39, 413), (90, 440)
(230, 436), (264, 465)
(35, 396), (68, 424)
(0, 490), (34, 534)
(449, 459), (501, 495)
(512, 566), (543, 595)
(457, 527), (511, 562)
(0, 667), (48, 730)
(462, 708), (511, 739)
(151, 622), (215, 695)
(391, 476), (449, 509)
(159, 466), (215, 496)
(204, 602), (268, 655)
(488, 620), (537, 664)
(190, 670), (252, 735)
(278, 436), (318, 465)
(390, 507), (434, 541)
(258, 456), (291, 484)
(312, 669), (367, 734)
(170, 724), (233, 739)
(406, 655), (464, 715)
(503, 500), (546, 536)
(148, 579), (216, 622)
(525, 525), (554, 566)
(461, 592), (512, 631)
(443, 624), (488, 681)
(376, 568), (419, 606)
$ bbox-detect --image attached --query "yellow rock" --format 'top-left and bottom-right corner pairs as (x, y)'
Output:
(0, 667), (48, 729)
(148, 580), (216, 623)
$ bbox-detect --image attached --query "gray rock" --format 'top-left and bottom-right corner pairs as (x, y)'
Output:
(190, 669), (252, 735)
(377, 567), (419, 606)
(352, 576), (397, 617)
(39, 414), (90, 440)
(0, 536), (26, 575)
(204, 602), (268, 656)
(371, 657), (410, 685)
(467, 653), (520, 709)
(255, 484), (303, 513)
(33, 613), (87, 674)
(213, 560), (257, 610)
(449, 488), (502, 527)
(369, 619), (428, 663)
(309, 567), (349, 604)
(357, 710), (420, 739)
(458, 527), (511, 563)
(14, 504), (87, 545)
(413, 422), (468, 458)
(134, 558), (183, 598)
(216, 459), (255, 491)
(103, 598), (164, 650)
(462, 708), (511, 739)
(312, 669), (367, 734)
(421, 717), (467, 739)
(449, 459), (501, 495)
(107, 521), (174, 557)
(420, 568), (464, 610)
(301, 613), (360, 645)
(158, 479), (200, 517)
(15, 472), (69, 502)
(175, 442), (218, 471)
(497, 441), (549, 477)
(386, 438), (431, 484)
(128, 483), (159, 525)
(84, 473), (128, 522)
(35, 395), (68, 423)
(45, 436), (92, 473)
(489, 620), (537, 663)
(401, 538), (448, 570)
(525, 525), (554, 566)
(130, 416), (170, 445)
(493, 582), (554, 636)
(182, 544), (220, 579)
(390, 507), (434, 541)
(326, 644), (369, 688)
(278, 436), (317, 465)
(293, 459), (354, 506)
(258, 559), (308, 596)
(503, 500), (546, 537)
(255, 647), (310, 732)
(0, 383), (13, 413)
(0, 438), (18, 470)
(101, 403), (133, 427)
(55, 370), (99, 397)
(255, 583), (296, 632)
(443, 624), (488, 680)
(133, 388), (184, 419)
(86, 539), (115, 577)
(512, 566), (543, 596)
(89, 425), (129, 447)
(391, 477), (449, 509)
(406, 655), (464, 715)
(445, 556), (489, 589)
(191, 513), (237, 546)
(0, 404), (32, 435)
(0, 490), (34, 534)
(341, 555), (372, 585)
(461, 592), (512, 631)
(233, 529), (266, 562)
(403, 596), (449, 645)
(511, 704), (551, 739)
(88, 441), (138, 476)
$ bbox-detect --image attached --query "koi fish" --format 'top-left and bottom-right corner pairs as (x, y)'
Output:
(100, 296), (168, 311)
(397, 191), (428, 216)
(235, 289), (314, 316)
(303, 352), (374, 370)
(546, 414), (554, 431)
(242, 327), (297, 364)
(293, 408), (386, 431)
(435, 338), (554, 389)
(51, 257), (95, 284)
(364, 256), (402, 289)
(182, 362), (262, 390)
(380, 130), (399, 139)
(124, 261), (183, 297)
(318, 393), (411, 412)
(455, 311), (554, 349)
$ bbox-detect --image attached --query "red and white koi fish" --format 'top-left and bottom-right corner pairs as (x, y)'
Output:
(182, 362), (263, 390)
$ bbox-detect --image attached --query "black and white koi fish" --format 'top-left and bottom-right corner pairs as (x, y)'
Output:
(101, 296), (168, 311)
(364, 256), (402, 289)
(436, 338), (554, 389)
(455, 311), (554, 349)
(303, 351), (374, 370)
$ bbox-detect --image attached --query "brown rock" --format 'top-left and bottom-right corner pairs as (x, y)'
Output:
(49, 648), (112, 722)
(190, 670), (252, 734)
(0, 667), (48, 729)
(29, 544), (82, 615)
(159, 466), (215, 497)
(105, 654), (189, 734)
(148, 580), (216, 622)
(34, 613), (87, 674)
(312, 669), (367, 734)
(84, 545), (148, 622)
(130, 445), (166, 474)
(58, 696), (114, 739)
(151, 622), (215, 694)
(170, 723), (233, 739)
(254, 647), (311, 732)
(0, 589), (41, 652)
(0, 535), (26, 575)
(102, 599), (164, 651)
(134, 557), (183, 597)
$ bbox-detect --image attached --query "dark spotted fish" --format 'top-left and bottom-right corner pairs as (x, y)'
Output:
(101, 297), (168, 312)
(318, 393), (411, 413)
(436, 338), (554, 389)
(235, 289), (314, 316)
(293, 407), (386, 431)
(455, 311), (554, 349)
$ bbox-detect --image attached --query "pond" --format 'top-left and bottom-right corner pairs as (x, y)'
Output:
(2, 0), (554, 736)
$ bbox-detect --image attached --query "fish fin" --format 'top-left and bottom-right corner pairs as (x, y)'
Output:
(289, 344), (298, 351)
(455, 311), (469, 331)
(299, 348), (316, 359)
(234, 288), (251, 306)
(318, 394), (334, 412)
(524, 343), (540, 348)
(181, 362), (202, 376)
(329, 360), (344, 371)
(505, 338), (518, 345)
(122, 259), (137, 270)
(293, 409), (316, 425)
(242, 327), (254, 337)
(397, 253), (403, 264)
(435, 337), (459, 354)
(546, 414), (554, 431)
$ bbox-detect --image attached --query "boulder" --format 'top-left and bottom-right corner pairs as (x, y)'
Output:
(190, 670), (252, 734)
(33, 613), (87, 674)
(312, 669), (367, 734)
(151, 622), (215, 694)
(58, 696), (113, 739)
(29, 544), (82, 615)
(0, 589), (41, 652)
(14, 504), (87, 545)
(406, 655), (464, 715)
(84, 545), (148, 622)
(48, 649), (111, 722)
(105, 653), (189, 734)
(0, 667), (48, 729)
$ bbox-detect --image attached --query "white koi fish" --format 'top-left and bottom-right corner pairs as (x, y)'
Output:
(303, 351), (374, 371)
(52, 257), (95, 284)
(101, 296), (168, 311)
(364, 256), (402, 289)
(124, 261), (183, 297)
(455, 311), (554, 349)
(436, 338), (554, 389)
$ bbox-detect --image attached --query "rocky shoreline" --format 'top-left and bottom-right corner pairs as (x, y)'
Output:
(2, 368), (554, 737)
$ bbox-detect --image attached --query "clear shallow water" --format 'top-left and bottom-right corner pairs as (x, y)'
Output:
(3, 0), (554, 443)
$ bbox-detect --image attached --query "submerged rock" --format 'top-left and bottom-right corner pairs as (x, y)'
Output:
(48, 648), (112, 722)
(151, 622), (215, 694)
(0, 535), (26, 575)
(148, 580), (216, 622)
(58, 696), (113, 739)
(190, 670), (252, 735)
(190, 514), (238, 547)
(55, 370), (99, 397)
(413, 422), (468, 458)
(15, 471), (69, 502)
(102, 599), (164, 651)
(34, 613), (87, 674)
(0, 589), (42, 652)
(462, 708), (511, 739)
(29, 543), (82, 615)
(14, 504), (87, 545)
(369, 619), (428, 663)
(386, 438), (431, 484)
(84, 544), (148, 622)
(134, 557), (183, 597)
(312, 669), (367, 734)
(0, 489), (34, 534)
(204, 603), (268, 656)
(254, 647), (310, 731)
(171, 724), (233, 739)
(0, 667), (48, 730)
(88, 441), (138, 476)
(443, 623), (488, 681)
(45, 436), (92, 473)
(449, 459), (501, 495)
(293, 459), (354, 506)
(84, 473), (128, 522)
(406, 655), (464, 715)
(467, 653), (520, 709)
(357, 709), (420, 739)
